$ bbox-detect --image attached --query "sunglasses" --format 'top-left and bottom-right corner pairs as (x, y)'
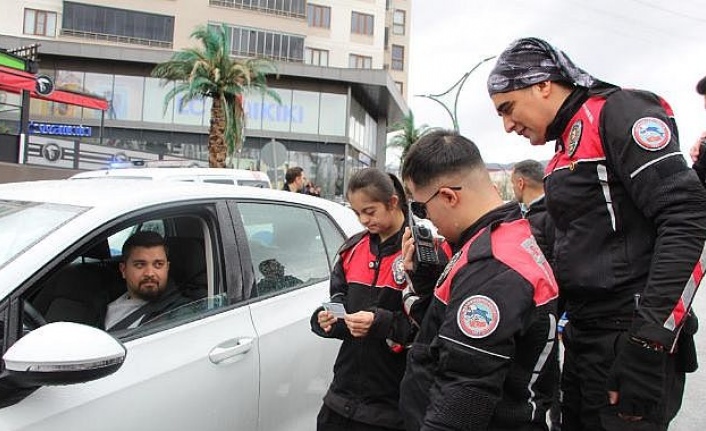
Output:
(409, 186), (462, 219)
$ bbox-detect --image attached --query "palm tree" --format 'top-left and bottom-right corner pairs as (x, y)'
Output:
(152, 24), (279, 168)
(387, 111), (431, 166)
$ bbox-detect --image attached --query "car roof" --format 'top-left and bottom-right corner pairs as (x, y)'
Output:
(0, 179), (340, 216)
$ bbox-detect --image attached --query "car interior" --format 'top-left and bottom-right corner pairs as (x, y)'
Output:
(26, 215), (211, 332)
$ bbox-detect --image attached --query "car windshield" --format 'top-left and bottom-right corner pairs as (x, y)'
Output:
(0, 200), (87, 268)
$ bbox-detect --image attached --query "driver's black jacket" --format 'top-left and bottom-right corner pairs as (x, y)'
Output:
(544, 87), (706, 349)
(310, 226), (412, 429)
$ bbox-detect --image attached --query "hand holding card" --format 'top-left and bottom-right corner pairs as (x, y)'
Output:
(322, 302), (346, 319)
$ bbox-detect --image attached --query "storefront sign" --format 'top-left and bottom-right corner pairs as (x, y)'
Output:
(29, 122), (92, 137)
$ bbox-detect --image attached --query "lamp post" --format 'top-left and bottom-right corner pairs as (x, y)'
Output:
(415, 55), (496, 132)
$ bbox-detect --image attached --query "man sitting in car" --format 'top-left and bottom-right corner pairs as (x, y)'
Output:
(104, 231), (190, 331)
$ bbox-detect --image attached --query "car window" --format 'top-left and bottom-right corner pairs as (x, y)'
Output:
(315, 211), (347, 268)
(23, 211), (229, 340)
(238, 203), (330, 296)
(0, 201), (87, 268)
(107, 220), (165, 258)
(203, 179), (236, 185)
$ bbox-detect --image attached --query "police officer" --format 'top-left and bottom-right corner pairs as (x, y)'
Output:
(487, 37), (706, 431)
(398, 130), (559, 430)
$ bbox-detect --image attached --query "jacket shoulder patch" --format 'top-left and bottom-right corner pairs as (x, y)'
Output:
(457, 295), (500, 338)
(631, 117), (671, 151)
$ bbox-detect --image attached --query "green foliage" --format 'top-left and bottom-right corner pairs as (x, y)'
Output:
(387, 111), (432, 165)
(152, 24), (279, 167)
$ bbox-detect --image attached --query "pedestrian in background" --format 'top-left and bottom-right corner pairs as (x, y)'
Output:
(283, 166), (305, 192)
(488, 37), (706, 431)
(511, 159), (562, 431)
(399, 130), (559, 431)
(311, 168), (416, 431)
(510, 159), (555, 264)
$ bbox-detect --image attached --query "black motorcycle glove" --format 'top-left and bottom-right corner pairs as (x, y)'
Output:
(607, 335), (668, 421)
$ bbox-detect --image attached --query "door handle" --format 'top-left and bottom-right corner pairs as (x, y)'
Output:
(209, 337), (254, 364)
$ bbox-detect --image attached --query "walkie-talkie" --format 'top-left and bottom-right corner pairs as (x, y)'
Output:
(408, 203), (440, 267)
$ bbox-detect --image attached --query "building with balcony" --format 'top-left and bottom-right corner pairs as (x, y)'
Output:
(0, 0), (411, 198)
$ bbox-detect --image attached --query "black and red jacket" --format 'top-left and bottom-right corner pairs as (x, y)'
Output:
(399, 203), (559, 430)
(544, 87), (706, 349)
(310, 226), (412, 429)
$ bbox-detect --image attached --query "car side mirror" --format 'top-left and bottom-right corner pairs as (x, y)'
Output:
(3, 322), (126, 386)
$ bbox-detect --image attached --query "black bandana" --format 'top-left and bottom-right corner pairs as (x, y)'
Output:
(487, 37), (607, 95)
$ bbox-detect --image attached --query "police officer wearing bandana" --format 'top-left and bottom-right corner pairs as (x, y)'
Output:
(488, 37), (706, 431)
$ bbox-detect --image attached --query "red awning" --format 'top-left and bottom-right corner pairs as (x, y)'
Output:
(0, 65), (36, 93)
(0, 65), (108, 111)
(35, 89), (109, 111)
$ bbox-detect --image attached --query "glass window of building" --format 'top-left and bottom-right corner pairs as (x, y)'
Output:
(112, 75), (144, 122)
(307, 4), (331, 28)
(290, 91), (320, 135)
(143, 78), (174, 124)
(83, 72), (115, 120)
(226, 25), (305, 62)
(351, 12), (374, 36)
(391, 45), (405, 71)
(210, 0), (305, 17)
(61, 2), (174, 48)
(53, 70), (85, 120)
(23, 9), (57, 37)
(392, 10), (406, 35)
(261, 88), (293, 132)
(319, 93), (346, 137)
(305, 48), (329, 67)
(395, 81), (404, 95)
(349, 54), (372, 69)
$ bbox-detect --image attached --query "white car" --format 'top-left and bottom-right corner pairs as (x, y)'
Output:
(0, 179), (362, 431)
(70, 167), (273, 189)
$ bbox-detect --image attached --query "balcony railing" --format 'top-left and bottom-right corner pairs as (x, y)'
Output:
(60, 29), (173, 49)
(209, 0), (306, 19)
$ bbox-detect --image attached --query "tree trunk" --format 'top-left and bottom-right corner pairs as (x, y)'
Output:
(208, 97), (227, 168)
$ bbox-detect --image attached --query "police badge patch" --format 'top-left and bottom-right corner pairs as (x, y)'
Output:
(632, 117), (671, 151)
(457, 295), (500, 338)
(567, 120), (583, 157)
(392, 255), (406, 285)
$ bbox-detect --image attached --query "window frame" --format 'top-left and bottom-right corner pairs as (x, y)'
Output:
(307, 3), (331, 28)
(349, 54), (373, 69)
(305, 47), (330, 66)
(351, 11), (374, 36)
(23, 8), (57, 37)
(392, 9), (406, 35)
(391, 44), (405, 71)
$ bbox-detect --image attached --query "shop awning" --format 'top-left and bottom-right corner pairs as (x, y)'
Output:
(0, 65), (108, 111)
(0, 65), (36, 93)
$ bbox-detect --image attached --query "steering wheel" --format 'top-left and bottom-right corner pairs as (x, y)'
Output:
(23, 300), (47, 330)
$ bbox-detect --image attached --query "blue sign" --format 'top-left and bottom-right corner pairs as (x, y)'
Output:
(29, 122), (92, 137)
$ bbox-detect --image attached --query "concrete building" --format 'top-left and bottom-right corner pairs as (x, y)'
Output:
(0, 0), (410, 198)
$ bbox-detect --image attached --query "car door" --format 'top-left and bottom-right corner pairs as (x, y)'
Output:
(235, 201), (347, 431)
(0, 201), (261, 431)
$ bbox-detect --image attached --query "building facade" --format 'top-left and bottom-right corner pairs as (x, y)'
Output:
(0, 0), (410, 199)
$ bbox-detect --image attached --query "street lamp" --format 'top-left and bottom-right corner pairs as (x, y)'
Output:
(415, 55), (496, 132)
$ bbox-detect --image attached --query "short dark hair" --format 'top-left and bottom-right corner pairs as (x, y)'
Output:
(122, 231), (167, 261)
(401, 129), (484, 188)
(285, 167), (304, 184)
(697, 75), (706, 95)
(512, 159), (545, 185)
(347, 168), (407, 211)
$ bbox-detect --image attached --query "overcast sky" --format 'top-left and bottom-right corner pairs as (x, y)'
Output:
(403, 0), (706, 165)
